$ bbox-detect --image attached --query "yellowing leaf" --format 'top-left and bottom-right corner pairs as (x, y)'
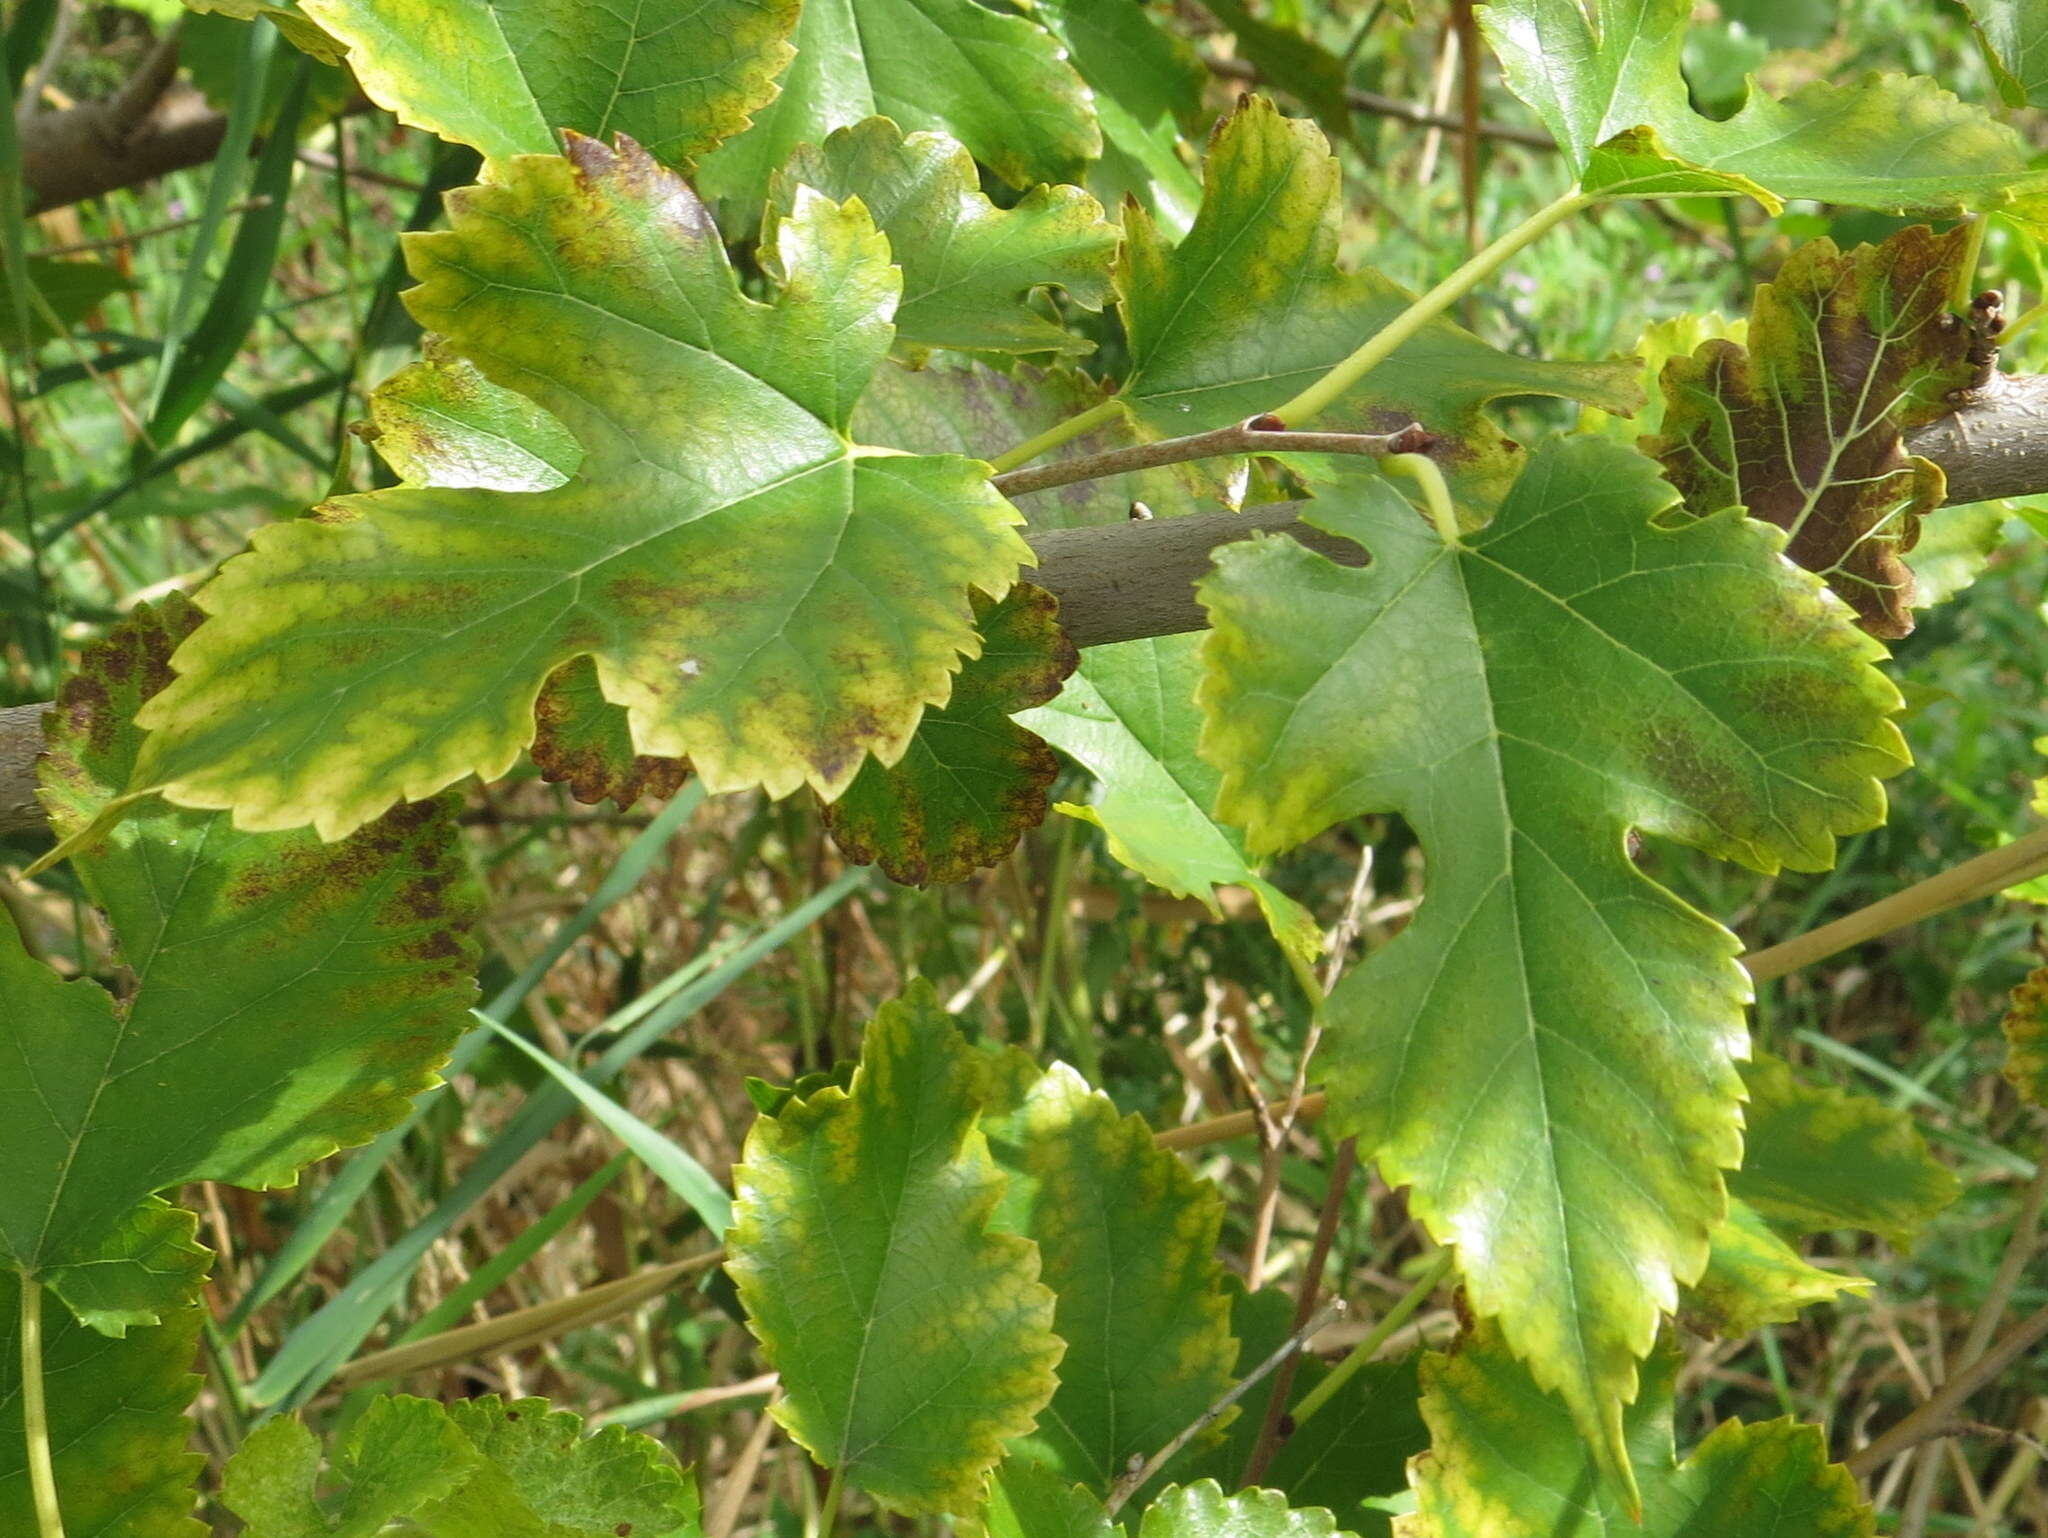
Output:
(2004, 962), (2048, 1106)
(1197, 440), (1904, 1483)
(727, 983), (1061, 1515)
(133, 138), (1030, 838)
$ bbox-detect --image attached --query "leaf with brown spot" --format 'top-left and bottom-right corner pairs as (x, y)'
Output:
(134, 138), (1029, 839)
(6, 599), (480, 1333)
(530, 657), (691, 810)
(1652, 224), (1982, 639)
(825, 585), (1075, 886)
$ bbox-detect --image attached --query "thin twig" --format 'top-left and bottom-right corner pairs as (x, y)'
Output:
(1847, 1302), (2048, 1477)
(1103, 1300), (1347, 1519)
(990, 417), (1432, 499)
(1203, 54), (1556, 150)
(36, 197), (272, 258)
(706, 1395), (782, 1538)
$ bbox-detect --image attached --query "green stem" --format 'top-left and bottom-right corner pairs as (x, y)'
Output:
(1290, 1249), (1454, 1428)
(1951, 212), (1989, 314)
(1269, 188), (1598, 427)
(20, 1280), (67, 1538)
(1386, 453), (1458, 546)
(988, 398), (1122, 474)
(816, 1465), (846, 1538)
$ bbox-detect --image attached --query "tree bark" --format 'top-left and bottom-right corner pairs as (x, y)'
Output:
(6, 379), (2048, 838)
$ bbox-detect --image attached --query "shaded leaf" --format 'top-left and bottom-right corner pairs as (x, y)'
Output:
(1017, 634), (1321, 963)
(1117, 100), (1642, 508)
(978, 1050), (1238, 1492)
(1193, 0), (1352, 131)
(184, 0), (347, 64)
(1906, 499), (2008, 610)
(0, 257), (132, 350)
(1403, 1325), (1872, 1537)
(824, 586), (1075, 887)
(988, 1461), (1114, 1538)
(1652, 225), (1982, 637)
(7, 599), (479, 1310)
(2003, 962), (2048, 1106)
(1963, 1), (2048, 108)
(727, 982), (1061, 1514)
(773, 119), (1118, 358)
(1730, 1053), (1959, 1249)
(1140, 1481), (1359, 1538)
(38, 1198), (211, 1339)
(134, 138), (1030, 839)
(1197, 440), (1904, 1477)
(1479, 0), (2048, 215)
(1683, 1199), (1862, 1337)
(0, 1273), (205, 1538)
(296, 0), (797, 166)
(697, 0), (1099, 213)
(223, 1394), (704, 1537)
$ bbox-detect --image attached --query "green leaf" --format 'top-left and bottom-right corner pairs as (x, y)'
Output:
(2002, 962), (2048, 1106)
(772, 118), (1117, 358)
(1906, 498), (2008, 610)
(295, 0), (796, 166)
(1728, 1053), (1959, 1250)
(1961, 1), (2048, 108)
(1478, 0), (2048, 216)
(1192, 0), (1353, 131)
(1197, 439), (1905, 1478)
(0, 1273), (205, 1538)
(1405, 1325), (1873, 1537)
(0, 256), (132, 350)
(1017, 634), (1321, 963)
(727, 982), (1061, 1514)
(133, 138), (1031, 839)
(1652, 225), (1983, 638)
(824, 585), (1075, 887)
(852, 357), (1219, 528)
(987, 1461), (1115, 1538)
(1718, 0), (1834, 49)
(1576, 313), (1745, 444)
(223, 1394), (704, 1538)
(184, 0), (347, 64)
(1116, 99), (1642, 508)
(1138, 1481), (1359, 1538)
(38, 1198), (211, 1338)
(7, 599), (480, 1307)
(696, 0), (1099, 214)
(977, 1050), (1238, 1492)
(1683, 1199), (1862, 1337)
(364, 344), (580, 493)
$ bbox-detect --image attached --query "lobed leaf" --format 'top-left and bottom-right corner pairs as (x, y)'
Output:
(727, 982), (1061, 1515)
(979, 1051), (1239, 1493)
(1652, 225), (1982, 638)
(0, 1273), (205, 1538)
(1479, 0), (2048, 216)
(297, 0), (797, 166)
(7, 599), (479, 1321)
(772, 119), (1118, 358)
(824, 586), (1075, 887)
(223, 1394), (703, 1537)
(1117, 100), (1642, 508)
(697, 0), (1099, 214)
(133, 137), (1031, 838)
(1139, 1481), (1360, 1538)
(1017, 635), (1321, 962)
(1962, 0), (2048, 108)
(1403, 1325), (1873, 1537)
(1684, 1199), (1861, 1337)
(1197, 439), (1905, 1481)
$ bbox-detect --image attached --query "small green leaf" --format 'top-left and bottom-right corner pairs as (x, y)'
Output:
(1117, 100), (1642, 508)
(1017, 634), (1321, 963)
(825, 586), (1076, 887)
(1479, 0), (2048, 216)
(1138, 1481), (1359, 1538)
(727, 982), (1061, 1514)
(223, 1395), (703, 1538)
(697, 0), (1099, 214)
(134, 139), (1031, 838)
(1197, 440), (1905, 1481)
(1652, 225), (1982, 638)
(1906, 499), (2008, 611)
(988, 1461), (1115, 1538)
(1405, 1325), (1873, 1537)
(978, 1051), (1238, 1492)
(773, 119), (1118, 358)
(296, 0), (797, 166)
(1683, 1199), (1863, 1337)
(1576, 313), (1745, 444)
(364, 345), (580, 493)
(39, 1198), (211, 1338)
(1729, 1053), (1959, 1250)
(7, 599), (480, 1301)
(0, 1273), (205, 1538)
(1963, 1), (2048, 108)
(2002, 963), (2048, 1106)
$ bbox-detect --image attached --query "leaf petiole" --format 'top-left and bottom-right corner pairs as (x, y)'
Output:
(987, 397), (1124, 474)
(19, 1279), (68, 1538)
(1386, 453), (1459, 546)
(1290, 1249), (1455, 1428)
